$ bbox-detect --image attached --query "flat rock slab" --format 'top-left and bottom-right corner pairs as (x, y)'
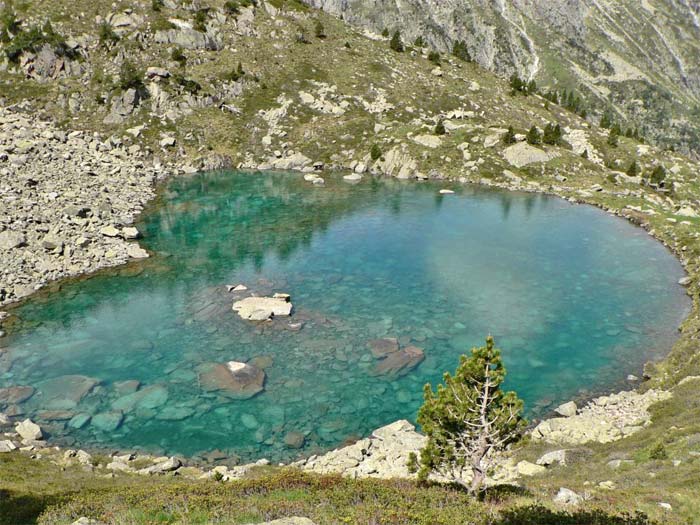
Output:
(233, 296), (292, 321)
(503, 142), (558, 168)
(198, 361), (266, 399)
(372, 346), (425, 377)
(367, 338), (399, 358)
(36, 375), (99, 410)
(0, 385), (35, 405)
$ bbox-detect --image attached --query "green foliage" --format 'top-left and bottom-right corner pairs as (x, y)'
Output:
(509, 75), (536, 96)
(434, 119), (446, 136)
(370, 143), (382, 161)
(381, 27), (389, 37)
(607, 127), (620, 148)
(171, 47), (187, 67)
(452, 40), (470, 61)
(499, 505), (657, 525)
(600, 109), (614, 129)
(650, 165), (666, 186)
(428, 50), (440, 65)
(626, 159), (640, 177)
(581, 149), (589, 159)
(526, 125), (542, 145)
(414, 35), (425, 47)
(173, 74), (201, 94)
(224, 0), (255, 14)
(390, 30), (404, 52)
(4, 21), (76, 63)
(542, 123), (562, 145)
(314, 19), (326, 39)
(0, 6), (20, 42)
(193, 8), (209, 32)
(344, 41), (351, 49)
(98, 21), (119, 48)
(411, 337), (525, 494)
(223, 61), (246, 82)
(647, 441), (668, 460)
(151, 0), (164, 11)
(118, 60), (144, 92)
(503, 125), (517, 145)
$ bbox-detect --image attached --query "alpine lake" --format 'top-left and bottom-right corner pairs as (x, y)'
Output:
(0, 170), (691, 464)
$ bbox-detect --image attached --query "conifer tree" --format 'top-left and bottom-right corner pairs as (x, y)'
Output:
(607, 127), (620, 148)
(435, 119), (446, 136)
(389, 30), (404, 52)
(502, 125), (516, 144)
(650, 165), (666, 186)
(409, 337), (525, 495)
(526, 125), (542, 145)
(626, 159), (639, 177)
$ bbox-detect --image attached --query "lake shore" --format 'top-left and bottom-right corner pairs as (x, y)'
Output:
(0, 103), (698, 484)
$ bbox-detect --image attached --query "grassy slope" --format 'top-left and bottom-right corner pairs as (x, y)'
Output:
(1, 1), (700, 523)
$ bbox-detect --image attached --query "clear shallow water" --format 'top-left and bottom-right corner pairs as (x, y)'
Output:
(0, 171), (690, 463)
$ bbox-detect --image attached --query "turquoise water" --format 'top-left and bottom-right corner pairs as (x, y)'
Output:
(0, 171), (690, 463)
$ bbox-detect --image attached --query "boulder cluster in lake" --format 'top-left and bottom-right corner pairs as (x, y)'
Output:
(367, 337), (425, 377)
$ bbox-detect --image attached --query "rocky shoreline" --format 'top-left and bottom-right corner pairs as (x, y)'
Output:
(0, 103), (695, 494)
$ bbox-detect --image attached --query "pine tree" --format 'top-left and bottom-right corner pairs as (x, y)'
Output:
(600, 110), (613, 129)
(408, 336), (525, 495)
(542, 123), (562, 145)
(370, 143), (382, 161)
(650, 165), (666, 186)
(428, 51), (441, 65)
(502, 125), (516, 144)
(526, 125), (542, 145)
(413, 35), (425, 48)
(435, 119), (446, 136)
(389, 30), (404, 52)
(607, 127), (620, 148)
(626, 159), (639, 177)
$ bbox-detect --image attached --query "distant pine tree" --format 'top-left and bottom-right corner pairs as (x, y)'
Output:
(600, 110), (613, 129)
(607, 127), (619, 147)
(526, 125), (542, 145)
(650, 165), (666, 185)
(502, 125), (517, 145)
(626, 159), (640, 177)
(413, 35), (425, 47)
(428, 51), (441, 65)
(435, 119), (446, 136)
(452, 40), (470, 61)
(389, 30), (404, 52)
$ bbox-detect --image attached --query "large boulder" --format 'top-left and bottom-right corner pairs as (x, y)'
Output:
(112, 384), (168, 412)
(0, 230), (27, 250)
(503, 142), (558, 168)
(372, 346), (425, 377)
(233, 296), (292, 321)
(198, 361), (265, 399)
(16, 418), (43, 440)
(154, 28), (222, 50)
(0, 386), (35, 405)
(367, 338), (399, 358)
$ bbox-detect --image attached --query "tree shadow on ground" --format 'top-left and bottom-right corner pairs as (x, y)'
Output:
(0, 489), (60, 525)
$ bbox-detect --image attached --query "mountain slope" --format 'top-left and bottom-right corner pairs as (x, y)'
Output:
(304, 0), (700, 156)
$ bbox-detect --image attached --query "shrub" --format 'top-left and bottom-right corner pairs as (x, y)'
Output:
(151, 0), (164, 11)
(502, 125), (517, 145)
(626, 159), (639, 177)
(428, 51), (440, 65)
(389, 30), (403, 52)
(381, 27), (389, 37)
(171, 47), (187, 67)
(543, 123), (562, 145)
(648, 440), (668, 460)
(224, 0), (240, 14)
(0, 7), (20, 42)
(649, 165), (666, 186)
(174, 74), (201, 94)
(413, 35), (425, 47)
(5, 22), (76, 63)
(452, 39), (470, 61)
(118, 60), (144, 91)
(193, 9), (208, 32)
(223, 61), (245, 82)
(370, 144), (382, 161)
(434, 119), (446, 136)
(607, 127), (620, 148)
(98, 21), (119, 48)
(314, 19), (326, 39)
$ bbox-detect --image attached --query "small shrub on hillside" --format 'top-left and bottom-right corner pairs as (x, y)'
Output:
(389, 30), (404, 52)
(649, 165), (666, 186)
(151, 0), (164, 11)
(502, 125), (517, 145)
(647, 440), (668, 460)
(224, 0), (241, 14)
(118, 60), (144, 91)
(223, 62), (245, 82)
(171, 47), (187, 67)
(452, 39), (470, 61)
(413, 35), (425, 47)
(98, 21), (119, 48)
(381, 27), (389, 37)
(626, 159), (640, 177)
(370, 144), (382, 161)
(434, 119), (446, 136)
(499, 505), (657, 525)
(543, 123), (562, 145)
(0, 7), (20, 42)
(193, 9), (209, 32)
(607, 127), (620, 148)
(5, 21), (76, 63)
(314, 19), (326, 39)
(428, 51), (440, 65)
(173, 74), (201, 94)
(600, 109), (614, 129)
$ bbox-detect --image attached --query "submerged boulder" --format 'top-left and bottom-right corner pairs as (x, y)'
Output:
(367, 338), (399, 358)
(198, 361), (265, 399)
(0, 386), (35, 406)
(36, 375), (99, 410)
(233, 295), (292, 321)
(372, 346), (425, 377)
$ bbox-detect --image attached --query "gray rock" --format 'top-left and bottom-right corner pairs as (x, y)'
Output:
(138, 456), (182, 474)
(536, 449), (568, 466)
(0, 440), (17, 452)
(555, 401), (577, 417)
(553, 487), (583, 506)
(91, 411), (124, 432)
(16, 419), (43, 440)
(0, 230), (27, 250)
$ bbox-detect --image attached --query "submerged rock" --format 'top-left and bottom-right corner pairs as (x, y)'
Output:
(233, 295), (292, 321)
(367, 338), (399, 358)
(112, 384), (169, 412)
(198, 361), (266, 399)
(36, 375), (99, 410)
(372, 346), (425, 377)
(0, 386), (35, 405)
(91, 411), (124, 432)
